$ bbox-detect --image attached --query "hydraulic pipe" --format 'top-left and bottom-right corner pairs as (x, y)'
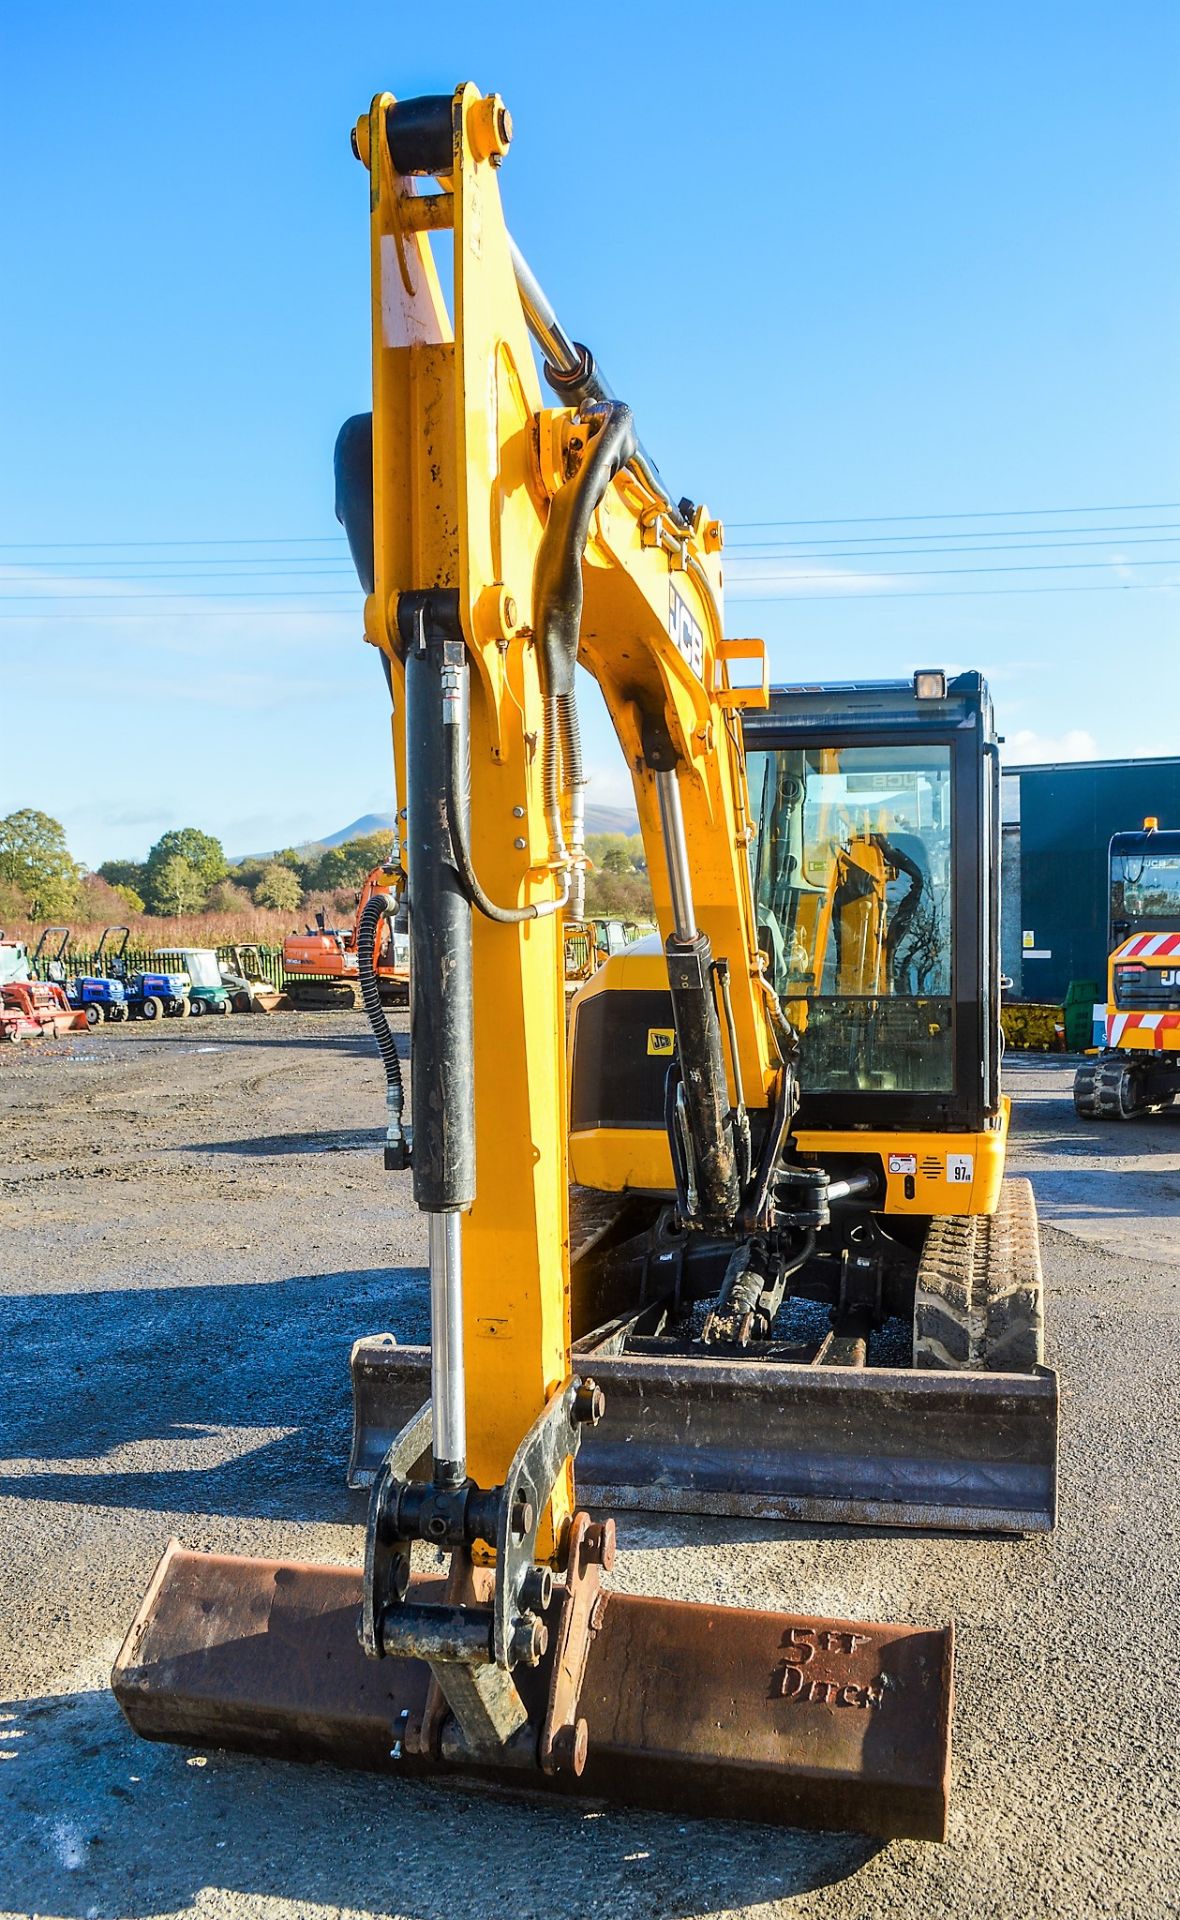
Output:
(825, 1171), (879, 1205)
(646, 743), (740, 1230)
(507, 237), (581, 379)
(400, 590), (476, 1488)
(655, 769), (698, 943)
(401, 591), (476, 1211)
(429, 1211), (467, 1482)
(507, 239), (686, 527)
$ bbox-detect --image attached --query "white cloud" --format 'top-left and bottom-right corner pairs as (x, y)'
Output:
(583, 760), (639, 808)
(1003, 727), (1099, 765)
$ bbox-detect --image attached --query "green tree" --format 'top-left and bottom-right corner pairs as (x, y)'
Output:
(584, 866), (653, 921)
(152, 854), (205, 916)
(144, 828), (226, 911)
(586, 832), (647, 877)
(204, 879), (254, 914)
(307, 834), (393, 891)
(98, 858), (148, 896)
(0, 809), (82, 921)
(599, 846), (632, 874)
(112, 883), (145, 914)
(253, 863), (303, 912)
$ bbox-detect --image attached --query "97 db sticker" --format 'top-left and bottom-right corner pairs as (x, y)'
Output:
(647, 1028), (675, 1057)
(947, 1155), (974, 1184)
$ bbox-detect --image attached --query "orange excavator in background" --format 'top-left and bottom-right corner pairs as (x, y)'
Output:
(282, 859), (410, 1009)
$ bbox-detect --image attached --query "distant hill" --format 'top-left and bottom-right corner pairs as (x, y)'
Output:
(321, 813), (394, 847)
(321, 803), (640, 845)
(235, 802), (639, 864)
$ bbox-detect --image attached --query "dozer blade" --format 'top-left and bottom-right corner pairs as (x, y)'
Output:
(351, 1338), (1057, 1533)
(113, 1541), (953, 1841)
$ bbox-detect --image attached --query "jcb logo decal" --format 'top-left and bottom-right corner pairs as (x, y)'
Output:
(669, 586), (704, 680)
(647, 1028), (675, 1057)
(1161, 969), (1179, 988)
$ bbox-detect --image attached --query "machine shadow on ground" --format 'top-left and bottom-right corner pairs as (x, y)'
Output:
(0, 1684), (882, 1920)
(170, 1127), (387, 1157)
(0, 1269), (425, 1522)
(90, 1022), (394, 1062)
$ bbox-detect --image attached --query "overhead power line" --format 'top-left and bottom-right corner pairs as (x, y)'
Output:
(0, 560), (360, 576)
(0, 588), (361, 604)
(728, 534), (1180, 562)
(728, 580), (1178, 604)
(1, 580), (1176, 619)
(2, 501), (1178, 555)
(728, 501), (1180, 529)
(4, 526), (1177, 576)
(0, 535), (347, 551)
(725, 557), (1180, 585)
(728, 519), (1180, 548)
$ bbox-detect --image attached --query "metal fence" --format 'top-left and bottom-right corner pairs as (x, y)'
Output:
(31, 945), (287, 990)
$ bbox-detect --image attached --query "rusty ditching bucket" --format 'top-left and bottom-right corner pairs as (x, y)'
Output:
(113, 1540), (953, 1841)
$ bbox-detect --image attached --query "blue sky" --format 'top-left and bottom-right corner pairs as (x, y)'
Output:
(2, 2), (1177, 865)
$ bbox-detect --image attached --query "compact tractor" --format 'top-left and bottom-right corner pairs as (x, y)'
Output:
(154, 948), (232, 1017)
(97, 927), (190, 1020)
(30, 927), (128, 1026)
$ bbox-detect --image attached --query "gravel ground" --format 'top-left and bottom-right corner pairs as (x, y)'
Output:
(1, 1021), (1177, 1920)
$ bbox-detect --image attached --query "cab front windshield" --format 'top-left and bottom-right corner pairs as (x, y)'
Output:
(748, 743), (954, 1092)
(177, 951), (221, 990)
(1112, 852), (1180, 922)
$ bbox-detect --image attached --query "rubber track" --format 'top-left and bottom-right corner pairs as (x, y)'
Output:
(913, 1177), (1044, 1372)
(1074, 1054), (1140, 1119)
(569, 1185), (632, 1266)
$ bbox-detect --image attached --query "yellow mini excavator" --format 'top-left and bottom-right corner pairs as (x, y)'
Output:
(113, 83), (1057, 1844)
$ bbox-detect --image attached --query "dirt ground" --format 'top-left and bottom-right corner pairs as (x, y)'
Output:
(1, 1018), (1178, 1920)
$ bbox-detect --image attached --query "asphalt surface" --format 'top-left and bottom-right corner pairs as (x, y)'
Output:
(1, 1023), (1177, 1919)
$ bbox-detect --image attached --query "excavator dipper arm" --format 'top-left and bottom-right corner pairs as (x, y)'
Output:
(113, 83), (954, 1840)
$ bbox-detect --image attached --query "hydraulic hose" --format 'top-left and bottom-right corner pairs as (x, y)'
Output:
(555, 690), (585, 918)
(357, 892), (409, 1168)
(446, 719), (568, 925)
(534, 402), (638, 916)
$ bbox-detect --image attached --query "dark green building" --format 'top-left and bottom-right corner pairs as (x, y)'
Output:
(1001, 756), (1180, 1001)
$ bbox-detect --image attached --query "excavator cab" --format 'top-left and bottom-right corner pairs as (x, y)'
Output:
(749, 678), (992, 1114)
(570, 671), (1001, 1156)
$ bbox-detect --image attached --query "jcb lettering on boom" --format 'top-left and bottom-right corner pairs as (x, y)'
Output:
(669, 584), (704, 679)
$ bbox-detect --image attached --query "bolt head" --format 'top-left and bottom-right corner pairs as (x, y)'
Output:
(550, 1718), (588, 1775)
(510, 1609), (548, 1667)
(524, 1564), (554, 1611)
(573, 1380), (606, 1427)
(587, 1517), (617, 1573)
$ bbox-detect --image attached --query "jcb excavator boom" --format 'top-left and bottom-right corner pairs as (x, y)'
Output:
(114, 82), (963, 1840)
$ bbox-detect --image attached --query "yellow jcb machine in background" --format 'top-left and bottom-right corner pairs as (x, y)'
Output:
(114, 83), (1055, 1843)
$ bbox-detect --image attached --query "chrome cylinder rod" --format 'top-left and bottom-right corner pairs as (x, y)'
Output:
(429, 1210), (467, 1482)
(508, 236), (581, 378)
(508, 237), (683, 527)
(655, 769), (698, 944)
